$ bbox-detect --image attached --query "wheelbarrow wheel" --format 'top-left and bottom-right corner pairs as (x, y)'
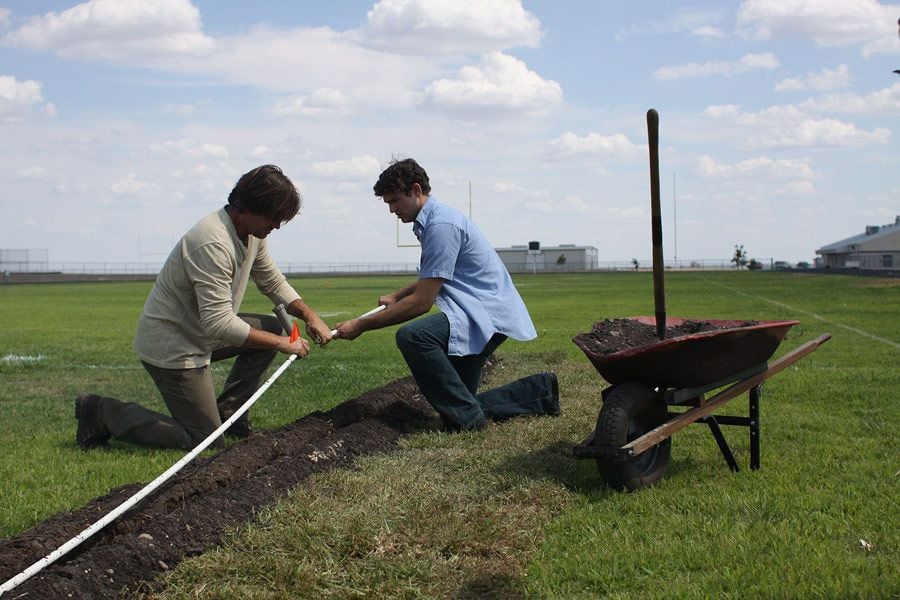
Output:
(594, 382), (671, 491)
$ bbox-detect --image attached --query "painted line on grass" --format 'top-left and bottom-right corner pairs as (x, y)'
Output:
(696, 276), (900, 351)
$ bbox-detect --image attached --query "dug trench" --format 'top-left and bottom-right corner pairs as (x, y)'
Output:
(0, 376), (440, 598)
(0, 319), (751, 598)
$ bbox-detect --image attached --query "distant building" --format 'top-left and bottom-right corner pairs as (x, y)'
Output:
(815, 216), (900, 270)
(495, 241), (599, 273)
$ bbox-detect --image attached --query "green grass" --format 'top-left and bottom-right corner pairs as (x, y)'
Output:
(0, 272), (897, 597)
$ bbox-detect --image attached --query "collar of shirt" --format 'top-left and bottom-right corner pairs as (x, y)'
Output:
(412, 196), (437, 241)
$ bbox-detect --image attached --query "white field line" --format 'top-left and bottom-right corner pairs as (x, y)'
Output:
(696, 276), (900, 351)
(1, 354), (46, 364)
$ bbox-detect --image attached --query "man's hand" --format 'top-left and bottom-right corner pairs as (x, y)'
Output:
(280, 335), (310, 358)
(305, 315), (333, 347)
(333, 318), (364, 340)
(287, 299), (333, 346)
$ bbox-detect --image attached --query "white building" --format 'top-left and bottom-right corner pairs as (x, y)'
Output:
(495, 242), (599, 273)
(815, 216), (900, 271)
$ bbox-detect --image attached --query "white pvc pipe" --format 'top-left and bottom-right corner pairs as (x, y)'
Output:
(0, 351), (298, 596)
(330, 304), (386, 337)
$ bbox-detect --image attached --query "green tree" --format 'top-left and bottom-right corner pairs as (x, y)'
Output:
(731, 245), (748, 270)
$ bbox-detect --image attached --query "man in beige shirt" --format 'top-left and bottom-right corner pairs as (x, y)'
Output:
(75, 165), (332, 450)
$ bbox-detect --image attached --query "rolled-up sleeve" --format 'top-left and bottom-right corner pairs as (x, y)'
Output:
(184, 242), (252, 345)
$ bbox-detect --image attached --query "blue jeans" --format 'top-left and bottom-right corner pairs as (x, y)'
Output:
(396, 313), (556, 431)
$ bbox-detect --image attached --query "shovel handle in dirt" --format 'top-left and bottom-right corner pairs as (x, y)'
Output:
(330, 305), (387, 338)
(647, 108), (666, 340)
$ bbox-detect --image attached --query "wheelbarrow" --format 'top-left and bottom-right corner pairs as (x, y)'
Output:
(570, 110), (831, 490)
(571, 317), (831, 490)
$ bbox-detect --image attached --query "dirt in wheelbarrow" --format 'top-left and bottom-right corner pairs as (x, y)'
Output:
(575, 318), (759, 355)
(0, 375), (445, 598)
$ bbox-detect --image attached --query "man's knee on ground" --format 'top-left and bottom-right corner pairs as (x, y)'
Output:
(395, 322), (417, 352)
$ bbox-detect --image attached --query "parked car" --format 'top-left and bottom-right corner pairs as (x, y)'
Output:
(773, 261), (791, 270)
(796, 261), (811, 269)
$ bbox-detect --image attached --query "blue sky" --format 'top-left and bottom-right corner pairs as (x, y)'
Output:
(1, 0), (898, 266)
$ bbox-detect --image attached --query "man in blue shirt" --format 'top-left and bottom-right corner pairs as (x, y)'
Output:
(334, 159), (559, 431)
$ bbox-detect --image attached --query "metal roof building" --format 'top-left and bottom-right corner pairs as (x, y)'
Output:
(815, 216), (900, 270)
(495, 242), (599, 273)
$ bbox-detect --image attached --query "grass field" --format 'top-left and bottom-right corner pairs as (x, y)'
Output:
(0, 272), (897, 597)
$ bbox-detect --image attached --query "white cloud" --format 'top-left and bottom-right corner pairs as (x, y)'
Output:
(423, 52), (562, 115)
(800, 82), (900, 114)
(616, 7), (726, 40)
(185, 27), (434, 109)
(308, 155), (382, 180)
(493, 181), (530, 195)
(705, 102), (891, 148)
(249, 145), (272, 158)
(547, 132), (643, 158)
(2, 0), (215, 61)
(0, 75), (55, 121)
(655, 52), (779, 80)
(696, 155), (814, 179)
(149, 138), (229, 159)
(359, 0), (541, 54)
(691, 26), (726, 39)
(17, 166), (50, 179)
(0, 8), (10, 26)
(775, 64), (851, 92)
(110, 173), (152, 196)
(736, 0), (900, 56)
(785, 180), (816, 194)
(273, 88), (353, 118)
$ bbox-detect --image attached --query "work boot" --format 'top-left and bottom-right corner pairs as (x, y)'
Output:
(75, 394), (111, 449)
(544, 372), (561, 417)
(223, 414), (253, 439)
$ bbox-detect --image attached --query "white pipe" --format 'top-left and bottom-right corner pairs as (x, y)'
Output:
(330, 304), (386, 337)
(0, 352), (298, 596)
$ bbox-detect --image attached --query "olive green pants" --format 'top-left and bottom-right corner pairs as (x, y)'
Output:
(95, 314), (281, 450)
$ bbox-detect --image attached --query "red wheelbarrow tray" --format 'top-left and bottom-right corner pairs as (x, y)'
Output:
(573, 317), (800, 390)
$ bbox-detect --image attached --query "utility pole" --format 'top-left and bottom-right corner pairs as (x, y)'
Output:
(673, 172), (678, 262)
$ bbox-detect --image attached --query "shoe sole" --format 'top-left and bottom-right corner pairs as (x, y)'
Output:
(75, 394), (110, 449)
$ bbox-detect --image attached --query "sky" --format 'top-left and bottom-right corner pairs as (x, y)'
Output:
(1, 0), (898, 267)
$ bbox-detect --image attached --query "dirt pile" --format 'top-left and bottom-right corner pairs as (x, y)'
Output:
(574, 318), (758, 355)
(0, 377), (437, 598)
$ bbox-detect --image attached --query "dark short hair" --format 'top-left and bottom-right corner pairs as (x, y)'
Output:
(227, 165), (301, 222)
(373, 158), (431, 197)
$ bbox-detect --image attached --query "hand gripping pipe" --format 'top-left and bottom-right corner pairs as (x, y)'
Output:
(330, 304), (386, 337)
(0, 310), (303, 597)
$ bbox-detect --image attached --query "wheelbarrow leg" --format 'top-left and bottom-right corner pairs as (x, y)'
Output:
(750, 384), (761, 470)
(703, 416), (739, 472)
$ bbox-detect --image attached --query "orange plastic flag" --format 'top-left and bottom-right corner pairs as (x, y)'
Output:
(290, 321), (300, 342)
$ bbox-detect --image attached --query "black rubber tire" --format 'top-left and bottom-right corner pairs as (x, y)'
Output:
(594, 382), (671, 491)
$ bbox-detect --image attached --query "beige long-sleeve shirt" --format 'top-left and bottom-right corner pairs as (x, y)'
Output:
(134, 208), (300, 369)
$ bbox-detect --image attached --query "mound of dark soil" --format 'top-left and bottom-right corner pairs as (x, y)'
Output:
(0, 377), (438, 598)
(574, 318), (758, 355)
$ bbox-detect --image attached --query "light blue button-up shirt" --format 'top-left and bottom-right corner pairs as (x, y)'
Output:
(413, 196), (537, 356)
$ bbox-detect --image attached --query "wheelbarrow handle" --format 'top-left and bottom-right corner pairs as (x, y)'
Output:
(623, 332), (832, 457)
